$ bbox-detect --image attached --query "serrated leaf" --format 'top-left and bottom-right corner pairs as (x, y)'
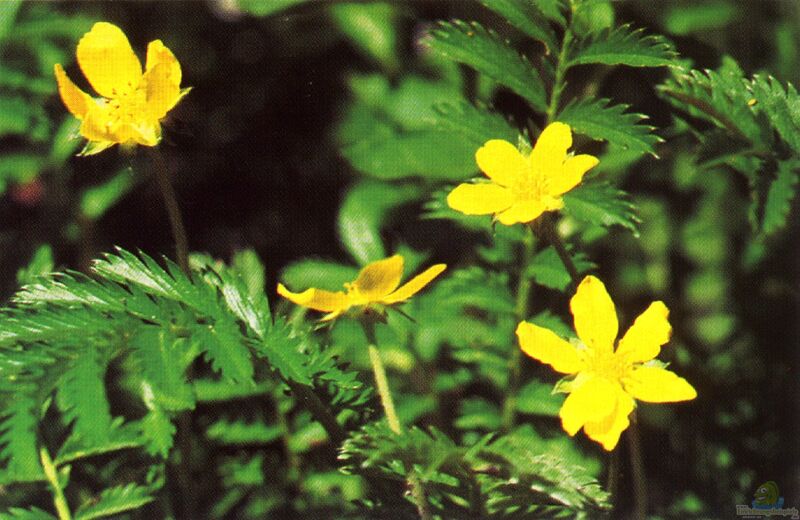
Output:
(425, 20), (547, 112)
(255, 318), (312, 385)
(193, 318), (254, 385)
(749, 75), (800, 154)
(481, 0), (557, 53)
(557, 97), (662, 157)
(432, 101), (519, 146)
(330, 2), (398, 71)
(563, 180), (640, 235)
(761, 159), (799, 235)
(534, 0), (567, 27)
(206, 418), (282, 445)
(0, 394), (44, 482)
(0, 507), (56, 520)
(56, 419), (142, 465)
(74, 483), (154, 520)
(569, 24), (677, 68)
(140, 407), (175, 458)
(56, 349), (113, 445)
(338, 180), (422, 265)
(230, 249), (266, 298)
(516, 379), (563, 416)
(130, 327), (194, 412)
(16, 244), (54, 286)
(527, 245), (596, 291)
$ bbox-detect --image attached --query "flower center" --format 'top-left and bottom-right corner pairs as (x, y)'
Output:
(511, 172), (548, 203)
(583, 349), (630, 382)
(105, 81), (148, 130)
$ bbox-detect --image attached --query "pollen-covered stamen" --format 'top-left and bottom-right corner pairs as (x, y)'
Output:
(583, 348), (631, 381)
(511, 170), (549, 203)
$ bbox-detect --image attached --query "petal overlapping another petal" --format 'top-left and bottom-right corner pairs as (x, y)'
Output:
(516, 321), (582, 374)
(547, 154), (598, 196)
(616, 301), (671, 363)
(352, 255), (404, 300)
(54, 64), (91, 119)
(495, 201), (546, 225)
(382, 264), (446, 304)
(583, 387), (635, 451)
(559, 376), (618, 436)
(77, 22), (142, 98)
(447, 183), (514, 216)
(623, 367), (697, 403)
(530, 122), (572, 176)
(276, 283), (349, 313)
(570, 275), (618, 353)
(143, 40), (182, 121)
(475, 139), (526, 187)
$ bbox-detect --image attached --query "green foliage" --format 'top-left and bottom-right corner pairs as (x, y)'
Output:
(73, 484), (155, 520)
(563, 181), (641, 236)
(425, 20), (548, 112)
(480, 0), (558, 53)
(568, 24), (678, 68)
(557, 97), (662, 157)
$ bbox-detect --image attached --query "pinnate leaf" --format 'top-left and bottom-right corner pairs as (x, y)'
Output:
(563, 180), (641, 236)
(569, 24), (677, 68)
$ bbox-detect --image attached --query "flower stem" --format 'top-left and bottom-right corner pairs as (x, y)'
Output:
(148, 148), (189, 274)
(536, 214), (581, 288)
(628, 411), (648, 519)
(545, 22), (574, 123)
(501, 226), (535, 431)
(40, 446), (71, 520)
(284, 378), (347, 445)
(361, 319), (432, 520)
(606, 448), (619, 508)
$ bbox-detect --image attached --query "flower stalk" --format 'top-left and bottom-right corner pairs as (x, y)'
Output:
(149, 148), (189, 274)
(40, 446), (71, 520)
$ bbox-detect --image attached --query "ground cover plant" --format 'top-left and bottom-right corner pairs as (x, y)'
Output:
(0, 0), (797, 518)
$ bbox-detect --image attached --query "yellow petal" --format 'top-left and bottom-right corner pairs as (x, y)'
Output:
(495, 200), (546, 225)
(80, 102), (116, 142)
(475, 139), (527, 187)
(352, 256), (404, 300)
(382, 263), (446, 304)
(276, 283), (349, 313)
(54, 64), (91, 119)
(570, 275), (618, 353)
(77, 22), (142, 98)
(559, 376), (618, 436)
(623, 366), (697, 403)
(547, 154), (598, 196)
(447, 183), (514, 215)
(143, 41), (183, 120)
(516, 320), (582, 374)
(530, 122), (572, 176)
(583, 388), (634, 451)
(616, 301), (671, 363)
(130, 121), (161, 147)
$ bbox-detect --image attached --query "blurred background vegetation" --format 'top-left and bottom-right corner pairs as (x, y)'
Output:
(0, 0), (797, 518)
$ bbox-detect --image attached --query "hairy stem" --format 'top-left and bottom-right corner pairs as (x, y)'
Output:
(148, 148), (189, 274)
(545, 24), (574, 123)
(501, 226), (535, 431)
(361, 319), (432, 520)
(285, 378), (347, 445)
(629, 412), (648, 519)
(40, 446), (71, 520)
(536, 214), (581, 288)
(606, 448), (619, 508)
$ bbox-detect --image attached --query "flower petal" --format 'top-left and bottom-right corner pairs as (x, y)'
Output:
(80, 102), (116, 142)
(547, 154), (598, 196)
(447, 183), (513, 216)
(382, 264), (446, 304)
(77, 22), (142, 98)
(583, 388), (634, 451)
(570, 275), (618, 353)
(143, 40), (183, 121)
(616, 301), (671, 363)
(623, 366), (697, 403)
(54, 64), (91, 119)
(530, 122), (572, 176)
(352, 256), (404, 300)
(559, 376), (618, 436)
(495, 200), (546, 225)
(475, 139), (527, 187)
(516, 320), (582, 374)
(276, 283), (349, 313)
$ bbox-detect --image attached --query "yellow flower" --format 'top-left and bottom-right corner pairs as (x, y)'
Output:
(277, 255), (446, 321)
(54, 22), (190, 155)
(447, 122), (598, 225)
(516, 275), (696, 450)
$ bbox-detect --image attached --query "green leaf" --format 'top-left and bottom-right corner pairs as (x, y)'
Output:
(0, 507), (56, 520)
(79, 168), (137, 220)
(330, 2), (398, 71)
(569, 24), (677, 68)
(0, 154), (43, 194)
(0, 0), (22, 41)
(231, 249), (266, 298)
(432, 101), (519, 146)
(480, 0), (558, 53)
(533, 0), (567, 27)
(16, 244), (54, 286)
(0, 394), (44, 482)
(56, 349), (113, 445)
(338, 180), (422, 265)
(761, 159), (799, 236)
(56, 419), (142, 465)
(341, 129), (477, 181)
(527, 245), (596, 291)
(281, 259), (359, 292)
(255, 318), (312, 385)
(235, 0), (307, 16)
(140, 407), (175, 458)
(563, 180), (641, 236)
(425, 20), (548, 112)
(74, 483), (155, 520)
(749, 74), (800, 154)
(663, 1), (738, 35)
(557, 97), (662, 157)
(193, 318), (254, 386)
(206, 418), (282, 445)
(130, 327), (195, 412)
(516, 379), (563, 416)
